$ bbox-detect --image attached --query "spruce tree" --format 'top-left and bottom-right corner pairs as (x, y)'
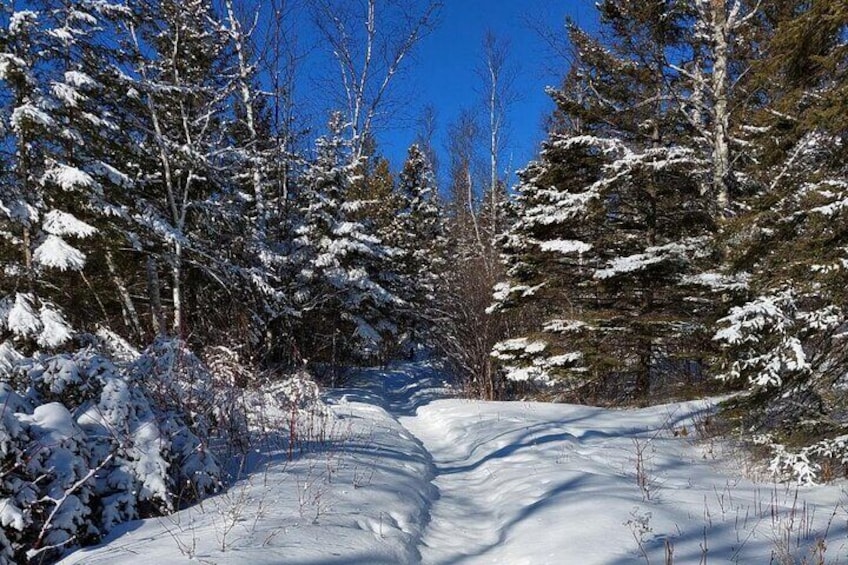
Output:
(389, 145), (446, 352)
(0, 1), (130, 351)
(491, 2), (717, 400)
(290, 116), (401, 363)
(713, 0), (848, 481)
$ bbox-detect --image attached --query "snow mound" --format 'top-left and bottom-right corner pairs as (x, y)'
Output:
(59, 362), (847, 564)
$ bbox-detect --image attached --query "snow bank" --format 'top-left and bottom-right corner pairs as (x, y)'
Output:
(402, 397), (848, 564)
(59, 362), (848, 565)
(59, 364), (444, 565)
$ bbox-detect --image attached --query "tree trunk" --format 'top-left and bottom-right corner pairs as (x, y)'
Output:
(106, 251), (144, 340)
(711, 0), (732, 216)
(172, 242), (183, 336)
(147, 256), (165, 336)
(22, 227), (34, 290)
(225, 0), (266, 230)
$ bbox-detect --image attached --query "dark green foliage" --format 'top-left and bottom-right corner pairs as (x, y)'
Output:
(491, 2), (718, 402)
(710, 0), (848, 481)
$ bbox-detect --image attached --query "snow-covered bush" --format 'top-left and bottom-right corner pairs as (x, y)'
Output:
(132, 338), (219, 436)
(713, 290), (818, 390)
(0, 383), (39, 565)
(202, 346), (252, 451)
(0, 365), (99, 562)
(751, 433), (848, 485)
(0, 294), (75, 352)
(245, 369), (331, 457)
(128, 339), (224, 503)
(0, 342), (224, 562)
(20, 403), (96, 561)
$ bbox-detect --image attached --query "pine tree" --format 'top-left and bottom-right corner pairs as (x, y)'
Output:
(0, 1), (131, 351)
(491, 2), (717, 400)
(388, 145), (446, 352)
(712, 0), (848, 481)
(290, 116), (401, 363)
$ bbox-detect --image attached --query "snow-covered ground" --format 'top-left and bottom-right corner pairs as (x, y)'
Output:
(61, 362), (848, 564)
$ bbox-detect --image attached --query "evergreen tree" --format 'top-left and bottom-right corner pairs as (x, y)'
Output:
(388, 145), (446, 352)
(290, 116), (401, 363)
(0, 1), (131, 351)
(713, 0), (848, 481)
(491, 2), (717, 400)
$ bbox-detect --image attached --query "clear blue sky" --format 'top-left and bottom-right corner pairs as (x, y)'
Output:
(373, 0), (599, 180)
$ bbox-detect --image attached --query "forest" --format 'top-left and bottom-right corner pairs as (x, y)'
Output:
(1, 0), (847, 562)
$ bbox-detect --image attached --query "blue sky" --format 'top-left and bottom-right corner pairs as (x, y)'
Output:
(290, 0), (600, 183)
(372, 0), (599, 178)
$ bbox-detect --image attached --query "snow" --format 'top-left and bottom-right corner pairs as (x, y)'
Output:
(546, 352), (583, 366)
(0, 53), (27, 80)
(89, 162), (133, 189)
(33, 234), (87, 271)
(52, 82), (84, 107)
(37, 305), (74, 348)
(43, 210), (98, 238)
(11, 103), (56, 131)
(543, 319), (588, 333)
(47, 164), (99, 192)
(18, 403), (80, 446)
(64, 70), (99, 89)
(488, 283), (545, 313)
(595, 239), (704, 280)
(59, 362), (848, 564)
(7, 293), (42, 338)
(0, 501), (25, 533)
(9, 11), (38, 35)
(0, 342), (23, 373)
(538, 239), (592, 255)
(713, 291), (792, 346)
(681, 271), (751, 291)
(491, 338), (548, 360)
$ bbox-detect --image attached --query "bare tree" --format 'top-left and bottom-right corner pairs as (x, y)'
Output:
(477, 30), (518, 242)
(447, 109), (489, 269)
(309, 0), (442, 159)
(224, 0), (267, 229)
(672, 0), (762, 217)
(436, 107), (513, 400)
(265, 0), (308, 209)
(126, 2), (232, 335)
(415, 103), (439, 176)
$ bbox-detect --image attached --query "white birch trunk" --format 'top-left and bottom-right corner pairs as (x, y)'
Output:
(225, 0), (266, 229)
(106, 251), (143, 339)
(711, 0), (732, 214)
(172, 241), (183, 335)
(147, 256), (165, 336)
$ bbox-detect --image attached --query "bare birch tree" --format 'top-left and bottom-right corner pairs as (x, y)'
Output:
(477, 30), (518, 242)
(309, 0), (441, 159)
(126, 0), (231, 335)
(224, 0), (268, 229)
(676, 0), (762, 217)
(265, 0), (306, 210)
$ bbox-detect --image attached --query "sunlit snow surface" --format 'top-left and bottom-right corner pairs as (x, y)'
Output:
(61, 362), (847, 564)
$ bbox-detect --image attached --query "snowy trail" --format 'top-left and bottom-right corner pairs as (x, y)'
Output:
(59, 362), (848, 565)
(380, 367), (672, 563)
(385, 371), (642, 564)
(380, 367), (848, 565)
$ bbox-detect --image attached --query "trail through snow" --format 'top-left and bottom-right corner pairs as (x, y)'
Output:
(61, 361), (848, 564)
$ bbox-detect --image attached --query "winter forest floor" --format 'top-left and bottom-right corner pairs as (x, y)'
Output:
(60, 362), (848, 564)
